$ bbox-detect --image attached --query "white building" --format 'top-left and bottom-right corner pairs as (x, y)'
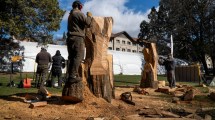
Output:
(108, 31), (144, 53)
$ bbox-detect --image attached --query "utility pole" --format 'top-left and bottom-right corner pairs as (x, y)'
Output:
(170, 34), (173, 58)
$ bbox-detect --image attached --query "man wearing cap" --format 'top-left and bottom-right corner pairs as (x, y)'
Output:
(50, 50), (65, 88)
(66, 0), (92, 84)
(35, 47), (52, 88)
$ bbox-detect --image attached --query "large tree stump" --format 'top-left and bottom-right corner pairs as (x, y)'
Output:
(140, 42), (158, 88)
(62, 81), (84, 102)
(62, 63), (84, 103)
(84, 17), (114, 102)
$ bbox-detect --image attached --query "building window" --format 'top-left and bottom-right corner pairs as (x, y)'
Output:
(127, 49), (131, 52)
(127, 41), (131, 45)
(122, 40), (125, 44)
(133, 43), (136, 46)
(139, 51), (142, 53)
(116, 40), (120, 43)
(116, 48), (120, 51)
(132, 50), (136, 53)
(108, 47), (112, 50)
(122, 48), (125, 52)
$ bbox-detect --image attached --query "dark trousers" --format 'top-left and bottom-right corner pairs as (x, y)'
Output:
(51, 67), (62, 87)
(167, 70), (176, 88)
(67, 36), (85, 79)
(36, 65), (48, 87)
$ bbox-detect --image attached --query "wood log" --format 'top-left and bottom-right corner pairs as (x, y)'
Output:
(138, 108), (161, 116)
(160, 111), (180, 118)
(155, 87), (170, 94)
(158, 80), (166, 87)
(173, 91), (185, 97)
(29, 101), (47, 109)
(183, 89), (195, 101)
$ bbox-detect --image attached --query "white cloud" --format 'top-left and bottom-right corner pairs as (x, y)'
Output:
(62, 0), (151, 38)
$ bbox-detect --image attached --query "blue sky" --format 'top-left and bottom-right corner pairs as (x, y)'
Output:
(54, 0), (159, 39)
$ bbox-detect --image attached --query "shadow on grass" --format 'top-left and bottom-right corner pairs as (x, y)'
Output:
(0, 92), (80, 106)
(0, 92), (37, 103)
(114, 80), (139, 84)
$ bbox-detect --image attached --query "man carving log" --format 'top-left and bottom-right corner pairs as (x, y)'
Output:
(62, 0), (92, 102)
(62, 1), (114, 103)
(140, 42), (158, 88)
(66, 0), (92, 84)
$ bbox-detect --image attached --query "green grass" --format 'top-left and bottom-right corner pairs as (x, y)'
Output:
(114, 75), (167, 86)
(0, 72), (62, 96)
(2, 72), (205, 96)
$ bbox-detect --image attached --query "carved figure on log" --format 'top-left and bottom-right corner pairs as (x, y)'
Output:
(140, 42), (158, 88)
(84, 17), (114, 103)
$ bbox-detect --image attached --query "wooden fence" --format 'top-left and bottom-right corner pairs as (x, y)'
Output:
(175, 65), (201, 83)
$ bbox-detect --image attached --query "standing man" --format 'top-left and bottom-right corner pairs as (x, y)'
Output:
(35, 47), (52, 88)
(66, 0), (92, 83)
(50, 50), (65, 88)
(159, 54), (176, 88)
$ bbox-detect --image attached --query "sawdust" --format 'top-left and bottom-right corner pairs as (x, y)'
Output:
(0, 86), (215, 120)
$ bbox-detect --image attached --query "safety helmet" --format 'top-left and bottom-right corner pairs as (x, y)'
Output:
(72, 0), (83, 10)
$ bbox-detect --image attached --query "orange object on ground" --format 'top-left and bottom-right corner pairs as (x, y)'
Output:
(11, 56), (22, 62)
(23, 78), (32, 88)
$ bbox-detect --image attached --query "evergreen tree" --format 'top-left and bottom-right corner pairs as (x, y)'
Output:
(63, 32), (67, 41)
(138, 0), (215, 75)
(0, 0), (65, 44)
(0, 0), (65, 72)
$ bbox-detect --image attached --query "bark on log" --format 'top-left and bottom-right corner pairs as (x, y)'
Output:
(62, 63), (84, 103)
(62, 81), (84, 102)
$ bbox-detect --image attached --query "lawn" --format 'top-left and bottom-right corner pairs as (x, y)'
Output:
(0, 72), (201, 96)
(0, 72), (62, 96)
(114, 74), (167, 86)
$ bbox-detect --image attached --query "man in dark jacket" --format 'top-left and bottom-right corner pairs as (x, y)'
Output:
(159, 54), (176, 88)
(35, 47), (52, 88)
(50, 50), (65, 88)
(66, 0), (92, 83)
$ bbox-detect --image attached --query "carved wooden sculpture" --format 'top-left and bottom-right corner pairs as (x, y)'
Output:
(85, 17), (114, 102)
(140, 43), (158, 88)
(62, 17), (114, 103)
